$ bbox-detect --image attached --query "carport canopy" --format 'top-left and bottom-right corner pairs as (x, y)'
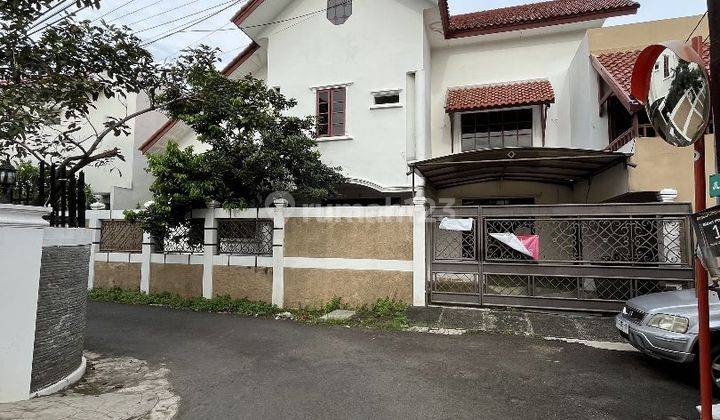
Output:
(410, 147), (628, 189)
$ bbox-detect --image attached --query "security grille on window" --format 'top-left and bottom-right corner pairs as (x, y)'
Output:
(317, 87), (346, 137)
(327, 0), (352, 25)
(461, 109), (533, 151)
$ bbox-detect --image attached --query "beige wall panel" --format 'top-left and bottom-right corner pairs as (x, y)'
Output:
(589, 15), (709, 54)
(284, 218), (413, 260)
(436, 181), (575, 204)
(149, 263), (202, 298)
(213, 266), (273, 303)
(93, 262), (141, 290)
(284, 268), (413, 308)
(630, 135), (716, 208)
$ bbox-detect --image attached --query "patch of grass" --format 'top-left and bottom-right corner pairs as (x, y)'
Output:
(89, 289), (409, 331)
(88, 288), (281, 317)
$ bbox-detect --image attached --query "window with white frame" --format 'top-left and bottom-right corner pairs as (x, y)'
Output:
(316, 87), (346, 137)
(460, 108), (533, 151)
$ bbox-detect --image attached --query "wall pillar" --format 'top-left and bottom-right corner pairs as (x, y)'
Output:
(140, 231), (152, 294)
(413, 197), (428, 306)
(659, 188), (682, 266)
(202, 203), (219, 299)
(87, 217), (101, 290)
(0, 204), (49, 403)
(272, 199), (287, 307)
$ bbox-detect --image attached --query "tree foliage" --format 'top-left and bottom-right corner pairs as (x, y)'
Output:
(127, 48), (344, 239)
(1, 0), (160, 173)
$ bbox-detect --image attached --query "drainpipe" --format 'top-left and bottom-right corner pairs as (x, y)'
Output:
(414, 69), (428, 198)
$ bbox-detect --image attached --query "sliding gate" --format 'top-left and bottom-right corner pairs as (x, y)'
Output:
(427, 203), (695, 312)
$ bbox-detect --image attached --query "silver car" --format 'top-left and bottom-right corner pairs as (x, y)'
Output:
(616, 289), (720, 385)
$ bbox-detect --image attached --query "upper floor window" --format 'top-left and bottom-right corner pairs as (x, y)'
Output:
(460, 109), (533, 151)
(317, 87), (346, 137)
(327, 0), (352, 25)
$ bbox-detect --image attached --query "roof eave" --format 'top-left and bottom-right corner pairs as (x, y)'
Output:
(590, 54), (643, 114)
(446, 5), (639, 40)
(231, 0), (265, 27)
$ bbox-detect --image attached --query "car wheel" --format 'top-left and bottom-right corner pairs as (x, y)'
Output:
(711, 344), (720, 393)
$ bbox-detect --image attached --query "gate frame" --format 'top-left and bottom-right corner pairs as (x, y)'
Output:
(426, 203), (695, 312)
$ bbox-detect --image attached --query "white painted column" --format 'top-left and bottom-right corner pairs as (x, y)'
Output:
(202, 202), (219, 299)
(659, 188), (682, 265)
(0, 204), (49, 403)
(413, 197), (428, 306)
(87, 216), (101, 290)
(140, 231), (152, 294)
(414, 69), (429, 162)
(272, 199), (287, 307)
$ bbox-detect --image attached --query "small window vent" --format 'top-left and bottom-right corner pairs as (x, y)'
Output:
(327, 0), (352, 25)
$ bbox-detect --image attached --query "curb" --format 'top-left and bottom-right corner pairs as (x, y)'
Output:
(30, 356), (87, 398)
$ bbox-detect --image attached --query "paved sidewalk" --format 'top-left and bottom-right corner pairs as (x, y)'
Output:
(0, 352), (178, 420)
(408, 306), (621, 342)
(81, 302), (699, 419)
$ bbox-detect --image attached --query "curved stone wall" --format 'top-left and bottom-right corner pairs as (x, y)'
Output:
(30, 244), (89, 393)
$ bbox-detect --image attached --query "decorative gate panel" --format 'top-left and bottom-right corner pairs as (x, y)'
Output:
(427, 203), (695, 312)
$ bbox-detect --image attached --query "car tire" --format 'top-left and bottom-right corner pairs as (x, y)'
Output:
(710, 343), (720, 394)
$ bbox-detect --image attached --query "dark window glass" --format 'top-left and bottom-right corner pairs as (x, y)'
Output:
(316, 87), (346, 137)
(460, 109), (533, 152)
(375, 94), (400, 105)
(327, 0), (352, 25)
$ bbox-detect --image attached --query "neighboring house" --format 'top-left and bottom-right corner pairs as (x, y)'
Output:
(44, 92), (163, 209)
(140, 0), (708, 207)
(588, 14), (713, 205)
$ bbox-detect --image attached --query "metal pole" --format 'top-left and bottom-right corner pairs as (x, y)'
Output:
(693, 33), (713, 420)
(709, 0), (720, 176)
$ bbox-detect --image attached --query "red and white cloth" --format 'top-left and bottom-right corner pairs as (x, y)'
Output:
(489, 233), (540, 260)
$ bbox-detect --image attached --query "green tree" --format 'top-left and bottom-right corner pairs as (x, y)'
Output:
(127, 48), (344, 239)
(1, 0), (162, 174)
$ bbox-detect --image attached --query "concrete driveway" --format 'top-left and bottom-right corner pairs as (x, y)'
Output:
(86, 302), (700, 419)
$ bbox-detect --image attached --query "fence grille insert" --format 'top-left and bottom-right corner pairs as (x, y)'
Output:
(156, 219), (204, 254)
(217, 219), (273, 256)
(100, 220), (143, 253)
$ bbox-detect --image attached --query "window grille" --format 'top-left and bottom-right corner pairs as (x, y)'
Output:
(218, 219), (273, 256)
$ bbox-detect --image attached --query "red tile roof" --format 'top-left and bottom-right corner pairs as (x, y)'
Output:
(445, 0), (639, 38)
(446, 79), (555, 113)
(592, 42), (710, 108)
(593, 49), (641, 99)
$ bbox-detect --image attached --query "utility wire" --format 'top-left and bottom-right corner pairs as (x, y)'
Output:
(107, 0), (166, 23)
(142, 0), (245, 46)
(126, 0), (204, 27)
(28, 0), (74, 31)
(687, 11), (708, 43)
(91, 0), (135, 23)
(27, 4), (90, 36)
(132, 0), (232, 33)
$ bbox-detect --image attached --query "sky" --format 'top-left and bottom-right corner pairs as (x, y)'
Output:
(73, 0), (709, 67)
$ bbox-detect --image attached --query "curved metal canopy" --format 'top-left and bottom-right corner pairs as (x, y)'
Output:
(410, 147), (628, 189)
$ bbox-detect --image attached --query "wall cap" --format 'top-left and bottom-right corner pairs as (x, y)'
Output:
(0, 204), (50, 228)
(43, 228), (93, 247)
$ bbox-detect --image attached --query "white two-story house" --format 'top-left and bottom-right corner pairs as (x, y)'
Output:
(140, 0), (644, 206)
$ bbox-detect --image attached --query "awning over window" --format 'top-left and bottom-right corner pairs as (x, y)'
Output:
(410, 147), (628, 189)
(445, 79), (555, 113)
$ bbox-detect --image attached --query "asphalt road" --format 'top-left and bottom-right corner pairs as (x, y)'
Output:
(86, 302), (701, 419)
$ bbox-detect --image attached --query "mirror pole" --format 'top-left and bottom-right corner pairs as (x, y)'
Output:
(692, 33), (713, 420)
(708, 0), (720, 202)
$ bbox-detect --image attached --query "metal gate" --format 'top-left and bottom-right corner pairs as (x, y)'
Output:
(427, 203), (695, 312)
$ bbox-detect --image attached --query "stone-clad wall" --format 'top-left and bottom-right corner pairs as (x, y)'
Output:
(31, 245), (89, 393)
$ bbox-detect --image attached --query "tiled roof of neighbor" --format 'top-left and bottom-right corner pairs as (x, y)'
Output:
(448, 0), (639, 35)
(593, 49), (642, 98)
(446, 79), (555, 113)
(593, 42), (710, 99)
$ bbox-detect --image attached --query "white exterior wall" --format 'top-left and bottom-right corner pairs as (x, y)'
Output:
(257, 0), (429, 192)
(566, 35), (609, 150)
(429, 28), (593, 157)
